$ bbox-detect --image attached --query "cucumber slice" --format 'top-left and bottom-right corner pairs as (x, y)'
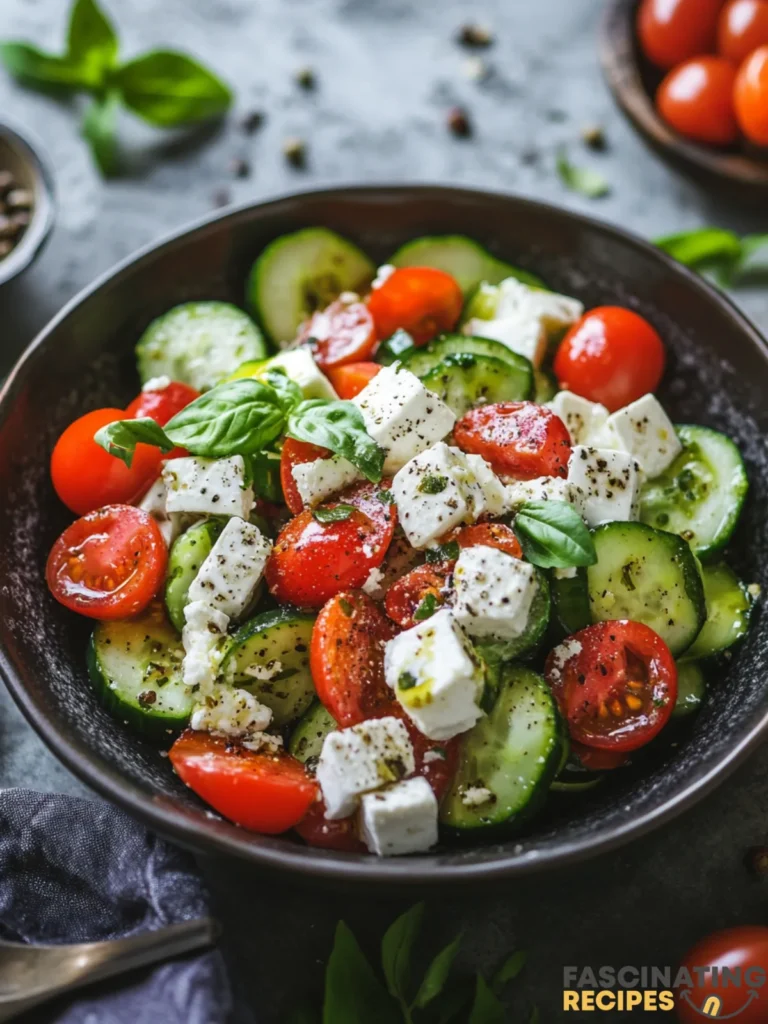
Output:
(440, 665), (563, 832)
(587, 522), (706, 656)
(87, 606), (192, 738)
(550, 568), (591, 636)
(247, 228), (375, 345)
(685, 563), (752, 660)
(673, 661), (706, 719)
(533, 368), (558, 404)
(390, 235), (544, 295)
(475, 570), (551, 669)
(401, 332), (534, 393)
(165, 519), (225, 633)
(288, 700), (337, 765)
(136, 302), (267, 392)
(375, 329), (415, 366)
(421, 352), (533, 418)
(639, 425), (748, 560)
(223, 608), (316, 726)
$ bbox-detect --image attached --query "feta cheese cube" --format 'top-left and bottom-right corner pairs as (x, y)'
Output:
(567, 446), (641, 528)
(464, 314), (547, 368)
(181, 600), (230, 693)
(453, 545), (540, 642)
(602, 394), (682, 479)
(187, 517), (271, 620)
(547, 391), (609, 445)
(353, 364), (456, 474)
(392, 442), (474, 549)
(163, 455), (254, 519)
(505, 476), (585, 514)
(291, 454), (360, 508)
(359, 777), (438, 856)
(461, 454), (508, 518)
(190, 683), (273, 738)
(317, 716), (415, 820)
(262, 347), (338, 401)
(384, 609), (485, 741)
(137, 475), (186, 547)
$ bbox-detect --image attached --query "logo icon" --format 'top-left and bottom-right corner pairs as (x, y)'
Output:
(679, 988), (760, 1019)
(702, 996), (721, 1018)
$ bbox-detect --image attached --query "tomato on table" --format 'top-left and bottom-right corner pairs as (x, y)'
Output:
(385, 561), (455, 629)
(454, 401), (571, 480)
(51, 408), (164, 515)
(310, 590), (396, 727)
(169, 731), (318, 834)
(734, 45), (768, 145)
(266, 481), (397, 607)
(553, 307), (666, 412)
(279, 437), (331, 515)
(544, 621), (677, 752)
(298, 299), (377, 369)
(719, 0), (768, 62)
(125, 380), (200, 425)
(366, 267), (463, 346)
(295, 800), (366, 852)
(326, 361), (381, 399)
(449, 522), (523, 559)
(637, 0), (724, 69)
(657, 56), (739, 146)
(676, 926), (768, 1024)
(46, 505), (167, 620)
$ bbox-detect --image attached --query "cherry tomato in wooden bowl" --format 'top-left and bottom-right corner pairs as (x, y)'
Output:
(718, 0), (768, 63)
(298, 299), (377, 369)
(657, 56), (740, 146)
(454, 401), (571, 479)
(735, 45), (768, 145)
(676, 926), (768, 1023)
(366, 267), (463, 345)
(326, 361), (381, 399)
(637, 0), (724, 70)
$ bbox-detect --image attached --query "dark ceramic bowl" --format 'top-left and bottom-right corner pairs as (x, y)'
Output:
(1, 185), (767, 885)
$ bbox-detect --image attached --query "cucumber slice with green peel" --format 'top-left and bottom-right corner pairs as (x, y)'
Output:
(390, 235), (544, 295)
(439, 665), (563, 832)
(587, 522), (706, 656)
(247, 228), (375, 345)
(223, 608), (316, 726)
(639, 425), (748, 560)
(673, 661), (706, 719)
(550, 568), (591, 637)
(87, 607), (193, 738)
(288, 700), (337, 765)
(533, 368), (558, 404)
(684, 563), (752, 660)
(475, 570), (551, 670)
(400, 332), (534, 391)
(165, 519), (225, 633)
(136, 302), (267, 392)
(421, 352), (533, 418)
(375, 329), (415, 366)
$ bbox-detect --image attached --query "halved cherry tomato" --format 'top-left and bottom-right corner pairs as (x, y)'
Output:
(46, 504), (167, 620)
(570, 741), (630, 772)
(125, 381), (200, 425)
(637, 0), (723, 70)
(454, 402), (571, 480)
(449, 522), (523, 559)
(366, 267), (463, 346)
(734, 45), (768, 145)
(266, 481), (396, 608)
(51, 408), (164, 516)
(719, 0), (768, 63)
(295, 800), (366, 852)
(310, 590), (396, 727)
(279, 437), (331, 515)
(169, 731), (318, 834)
(544, 621), (677, 752)
(657, 56), (739, 146)
(298, 299), (377, 369)
(677, 927), (768, 1024)
(553, 307), (666, 412)
(385, 561), (454, 629)
(326, 361), (381, 400)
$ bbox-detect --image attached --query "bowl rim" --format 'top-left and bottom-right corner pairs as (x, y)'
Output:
(0, 118), (56, 287)
(2, 182), (768, 883)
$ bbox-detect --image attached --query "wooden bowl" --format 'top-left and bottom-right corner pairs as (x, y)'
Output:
(600, 0), (768, 197)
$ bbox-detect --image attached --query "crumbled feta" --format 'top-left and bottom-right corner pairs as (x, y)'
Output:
(359, 776), (439, 856)
(505, 476), (585, 514)
(453, 545), (539, 642)
(384, 609), (485, 741)
(547, 391), (609, 446)
(187, 517), (271, 620)
(259, 347), (338, 401)
(601, 394), (682, 479)
(461, 785), (495, 808)
(137, 475), (187, 547)
(181, 600), (230, 694)
(553, 566), (578, 580)
(362, 565), (387, 599)
(291, 454), (360, 508)
(141, 375), (172, 393)
(163, 455), (254, 519)
(190, 683), (272, 738)
(242, 659), (283, 681)
(546, 637), (584, 684)
(372, 264), (395, 289)
(567, 446), (641, 528)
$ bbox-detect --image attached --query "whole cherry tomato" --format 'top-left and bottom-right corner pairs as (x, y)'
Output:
(366, 267), (463, 345)
(453, 402), (571, 479)
(298, 299), (377, 370)
(125, 381), (200, 425)
(718, 0), (768, 63)
(637, 0), (724, 69)
(676, 926), (768, 1024)
(734, 45), (768, 144)
(657, 56), (739, 146)
(326, 361), (381, 399)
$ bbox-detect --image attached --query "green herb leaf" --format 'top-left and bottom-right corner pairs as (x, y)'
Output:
(425, 540), (460, 564)
(377, 489), (394, 504)
(413, 932), (463, 1009)
(556, 150), (610, 198)
(262, 368), (303, 413)
(655, 228), (742, 270)
(398, 671), (417, 690)
(82, 90), (120, 176)
(729, 233), (768, 284)
(68, 0), (118, 82)
(413, 592), (440, 621)
(287, 400), (385, 483)
(313, 504), (356, 524)
(323, 922), (399, 1024)
(419, 474), (448, 495)
(164, 379), (286, 457)
(94, 417), (173, 467)
(244, 450), (283, 503)
(381, 903), (424, 1007)
(467, 975), (506, 1024)
(114, 50), (232, 126)
(0, 43), (89, 90)
(513, 500), (596, 569)
(491, 950), (527, 994)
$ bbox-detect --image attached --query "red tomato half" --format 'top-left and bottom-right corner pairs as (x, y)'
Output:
(454, 402), (571, 479)
(125, 381), (200, 425)
(385, 561), (455, 630)
(169, 731), (318, 834)
(310, 590), (396, 727)
(637, 0), (723, 69)
(554, 307), (666, 412)
(326, 361), (381, 399)
(734, 45), (768, 145)
(266, 481), (396, 608)
(677, 927), (768, 1024)
(367, 267), (463, 346)
(295, 800), (366, 852)
(394, 709), (459, 802)
(298, 299), (377, 370)
(51, 408), (164, 516)
(719, 0), (768, 63)
(279, 437), (331, 515)
(46, 505), (167, 620)
(657, 56), (739, 146)
(449, 522), (523, 559)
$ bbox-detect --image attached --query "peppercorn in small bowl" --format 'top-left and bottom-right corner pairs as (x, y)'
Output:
(0, 119), (55, 287)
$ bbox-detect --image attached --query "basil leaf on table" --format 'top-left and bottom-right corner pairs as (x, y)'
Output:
(68, 0), (118, 81)
(313, 504), (356, 524)
(381, 902), (424, 1007)
(114, 51), (233, 126)
(467, 975), (506, 1024)
(556, 151), (610, 199)
(323, 922), (399, 1024)
(413, 932), (464, 1009)
(94, 417), (173, 467)
(82, 90), (121, 176)
(287, 400), (385, 483)
(655, 228), (742, 270)
(513, 500), (596, 569)
(0, 43), (90, 90)
(164, 379), (286, 457)
(491, 949), (527, 994)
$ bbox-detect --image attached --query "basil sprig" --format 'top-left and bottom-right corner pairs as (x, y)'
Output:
(94, 417), (173, 468)
(0, 0), (232, 176)
(655, 229), (768, 286)
(556, 149), (610, 199)
(513, 500), (596, 569)
(287, 399), (385, 483)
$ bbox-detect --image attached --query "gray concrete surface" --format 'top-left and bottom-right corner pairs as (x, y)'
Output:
(1, 0), (767, 1020)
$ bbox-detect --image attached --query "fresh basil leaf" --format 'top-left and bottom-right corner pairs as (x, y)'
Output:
(556, 150), (610, 199)
(0, 43), (89, 90)
(491, 950), (527, 994)
(729, 234), (768, 284)
(262, 368), (303, 413)
(82, 90), (120, 176)
(244, 450), (283, 503)
(381, 902), (424, 1006)
(425, 540), (460, 564)
(68, 0), (118, 81)
(655, 228), (741, 270)
(468, 975), (506, 1024)
(287, 400), (385, 483)
(164, 379), (286, 457)
(114, 50), (232, 126)
(419, 474), (448, 495)
(313, 504), (356, 524)
(513, 500), (596, 569)
(377, 489), (394, 504)
(413, 592), (440, 621)
(413, 932), (463, 1009)
(323, 922), (399, 1024)
(94, 417), (173, 467)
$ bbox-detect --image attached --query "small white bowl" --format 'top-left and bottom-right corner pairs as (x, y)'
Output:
(0, 119), (55, 287)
